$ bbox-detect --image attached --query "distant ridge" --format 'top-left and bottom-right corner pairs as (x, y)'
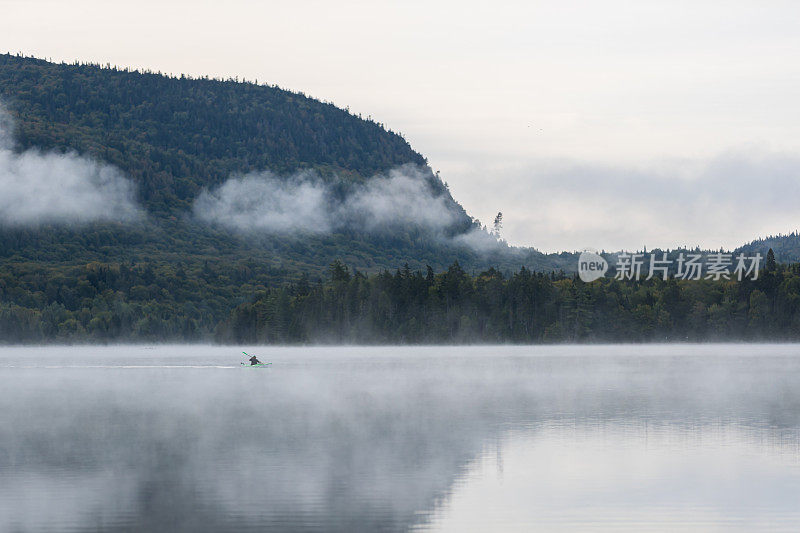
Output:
(736, 233), (800, 263)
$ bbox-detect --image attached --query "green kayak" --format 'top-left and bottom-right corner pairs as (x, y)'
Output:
(241, 351), (270, 367)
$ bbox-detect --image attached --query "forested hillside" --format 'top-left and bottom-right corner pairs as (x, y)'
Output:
(0, 53), (427, 214)
(0, 54), (564, 271)
(737, 233), (800, 264)
(0, 54), (573, 342)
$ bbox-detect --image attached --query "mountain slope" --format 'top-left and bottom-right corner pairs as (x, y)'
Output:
(0, 54), (578, 341)
(0, 53), (430, 215)
(0, 54), (572, 273)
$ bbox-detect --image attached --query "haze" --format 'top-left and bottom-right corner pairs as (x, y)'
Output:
(0, 107), (141, 225)
(3, 344), (800, 531)
(2, 0), (799, 251)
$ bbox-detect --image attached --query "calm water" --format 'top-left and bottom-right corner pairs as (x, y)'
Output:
(2, 344), (800, 532)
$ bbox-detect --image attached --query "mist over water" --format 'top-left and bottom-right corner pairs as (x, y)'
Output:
(2, 345), (800, 532)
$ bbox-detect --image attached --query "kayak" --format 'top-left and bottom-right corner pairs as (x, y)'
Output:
(240, 351), (270, 367)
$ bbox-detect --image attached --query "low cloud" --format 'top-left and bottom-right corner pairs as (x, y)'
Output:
(0, 108), (141, 226)
(456, 151), (800, 252)
(452, 227), (507, 254)
(193, 171), (332, 234)
(346, 167), (460, 231)
(194, 165), (466, 237)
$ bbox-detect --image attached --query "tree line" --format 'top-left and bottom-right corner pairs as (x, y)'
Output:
(218, 255), (800, 344)
(3, 251), (799, 344)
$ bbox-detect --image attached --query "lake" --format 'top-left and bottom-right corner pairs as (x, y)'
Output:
(1, 344), (799, 532)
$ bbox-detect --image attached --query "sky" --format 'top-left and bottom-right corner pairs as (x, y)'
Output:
(2, 0), (799, 251)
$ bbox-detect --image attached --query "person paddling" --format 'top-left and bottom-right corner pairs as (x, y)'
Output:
(242, 351), (262, 365)
(242, 351), (271, 367)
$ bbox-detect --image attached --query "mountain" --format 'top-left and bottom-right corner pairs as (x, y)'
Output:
(0, 53), (570, 271)
(0, 53), (575, 341)
(0, 54), (427, 215)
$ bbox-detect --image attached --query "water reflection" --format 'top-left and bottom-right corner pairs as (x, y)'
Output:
(1, 345), (800, 531)
(420, 424), (800, 532)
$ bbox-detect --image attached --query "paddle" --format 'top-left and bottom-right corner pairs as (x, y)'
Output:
(241, 351), (271, 366)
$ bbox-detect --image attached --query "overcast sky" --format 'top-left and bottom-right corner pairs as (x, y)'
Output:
(2, 0), (799, 251)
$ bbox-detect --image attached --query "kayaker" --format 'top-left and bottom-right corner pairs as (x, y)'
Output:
(249, 354), (262, 366)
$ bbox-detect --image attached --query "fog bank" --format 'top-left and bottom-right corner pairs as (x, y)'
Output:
(194, 165), (465, 236)
(0, 107), (141, 226)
